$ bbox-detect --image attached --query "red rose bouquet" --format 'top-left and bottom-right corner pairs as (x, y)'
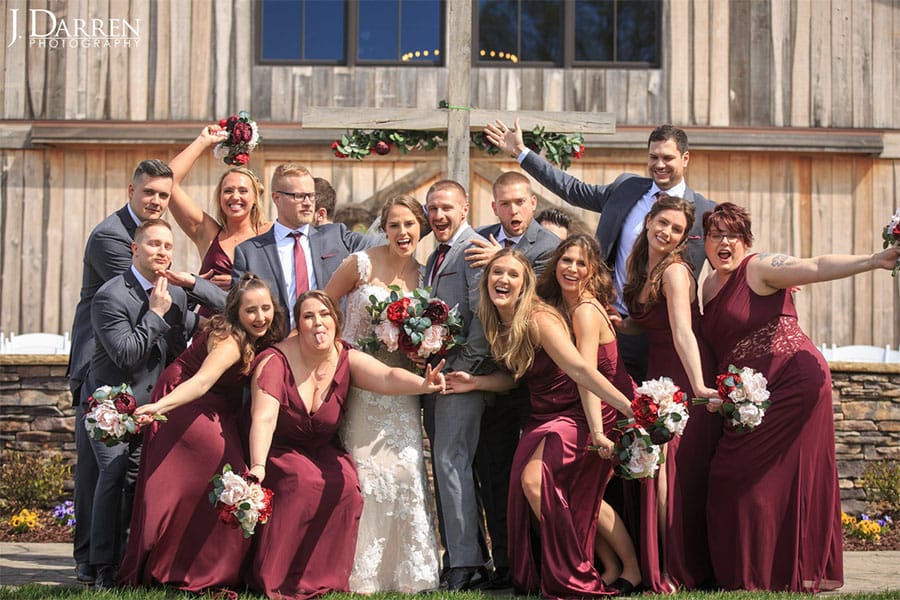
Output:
(702, 364), (770, 433)
(83, 384), (165, 446)
(358, 286), (465, 367)
(209, 464), (274, 538)
(631, 377), (690, 444)
(883, 208), (900, 277)
(214, 111), (260, 166)
(611, 420), (663, 480)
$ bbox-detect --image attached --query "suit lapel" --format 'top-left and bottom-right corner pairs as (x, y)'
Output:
(115, 205), (138, 239)
(260, 230), (289, 306)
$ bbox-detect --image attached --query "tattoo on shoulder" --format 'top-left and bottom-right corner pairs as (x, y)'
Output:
(759, 253), (796, 268)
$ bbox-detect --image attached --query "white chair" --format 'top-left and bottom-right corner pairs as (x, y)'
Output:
(1, 332), (70, 354)
(884, 347), (900, 364)
(829, 345), (888, 363)
(819, 343), (835, 361)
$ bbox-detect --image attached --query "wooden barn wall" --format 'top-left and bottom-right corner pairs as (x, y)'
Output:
(1, 0), (898, 128)
(1, 144), (898, 348)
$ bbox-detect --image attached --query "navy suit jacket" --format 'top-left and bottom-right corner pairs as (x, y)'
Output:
(521, 152), (716, 276)
(87, 269), (223, 405)
(232, 222), (375, 324)
(476, 220), (561, 275)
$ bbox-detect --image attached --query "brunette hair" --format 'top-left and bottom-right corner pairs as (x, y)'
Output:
(134, 218), (172, 241)
(314, 177), (337, 219)
(214, 167), (265, 235)
(702, 202), (754, 247)
(425, 179), (467, 202)
(207, 273), (285, 373)
(622, 195), (695, 313)
(648, 124), (689, 154)
(492, 171), (532, 197)
(536, 234), (616, 315)
(477, 249), (567, 380)
(132, 159), (173, 183)
(293, 290), (345, 342)
(379, 194), (427, 233)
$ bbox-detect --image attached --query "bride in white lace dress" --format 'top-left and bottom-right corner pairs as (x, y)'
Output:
(324, 195), (440, 593)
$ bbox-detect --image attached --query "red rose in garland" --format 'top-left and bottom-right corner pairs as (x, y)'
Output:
(386, 297), (411, 325)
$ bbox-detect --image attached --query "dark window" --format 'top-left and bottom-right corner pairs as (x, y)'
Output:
(476, 0), (660, 67)
(259, 0), (443, 65)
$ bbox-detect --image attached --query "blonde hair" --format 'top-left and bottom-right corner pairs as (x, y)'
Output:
(477, 249), (568, 380)
(214, 167), (265, 235)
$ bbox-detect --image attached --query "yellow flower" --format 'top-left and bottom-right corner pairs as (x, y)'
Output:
(8, 508), (41, 533)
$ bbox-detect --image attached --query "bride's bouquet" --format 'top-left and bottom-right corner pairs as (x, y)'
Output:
(214, 111), (261, 166)
(631, 377), (690, 444)
(694, 364), (771, 433)
(612, 421), (663, 480)
(882, 208), (900, 277)
(358, 286), (465, 362)
(83, 384), (165, 446)
(209, 464), (274, 538)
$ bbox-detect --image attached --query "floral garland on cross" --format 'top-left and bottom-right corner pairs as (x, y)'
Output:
(331, 102), (585, 170)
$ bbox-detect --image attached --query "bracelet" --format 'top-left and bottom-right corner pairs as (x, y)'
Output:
(251, 463), (266, 469)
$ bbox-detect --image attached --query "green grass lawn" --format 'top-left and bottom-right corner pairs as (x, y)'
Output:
(2, 587), (900, 600)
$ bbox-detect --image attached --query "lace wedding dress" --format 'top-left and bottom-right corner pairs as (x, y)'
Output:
(340, 250), (441, 593)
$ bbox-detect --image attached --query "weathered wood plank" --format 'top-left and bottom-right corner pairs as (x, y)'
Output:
(769, 0), (789, 126)
(43, 149), (65, 332)
(446, 0), (472, 186)
(809, 158), (832, 343)
(626, 71), (648, 125)
(25, 0), (49, 118)
(233, 0), (252, 112)
(519, 69), (541, 111)
(3, 0), (27, 118)
(709, 2), (731, 127)
(810, 0), (831, 127)
(692, 0), (710, 126)
(748, 154), (771, 252)
(151, 0), (170, 118)
(87, 0), (111, 118)
(749, 0), (772, 126)
(728, 0), (750, 125)
(871, 0), (893, 127)
(829, 157), (854, 345)
(168, 0), (191, 119)
(128, 0), (150, 119)
(791, 156), (812, 333)
(21, 151), (45, 332)
(871, 160), (896, 346)
(668, 0), (690, 124)
(852, 157), (874, 344)
(60, 153), (87, 337)
(789, 0), (811, 126)
(543, 69), (564, 112)
(189, 0), (213, 119)
(850, 0), (872, 128)
(107, 0), (130, 119)
(1, 153), (25, 332)
(374, 68), (398, 109)
(211, 0), (233, 117)
(830, 0), (853, 127)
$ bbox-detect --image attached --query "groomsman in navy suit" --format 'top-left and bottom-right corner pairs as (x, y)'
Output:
(464, 171), (561, 589)
(86, 219), (224, 589)
(484, 120), (716, 382)
(67, 159), (173, 585)
(232, 163), (373, 331)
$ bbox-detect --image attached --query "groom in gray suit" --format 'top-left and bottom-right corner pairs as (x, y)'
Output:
(232, 163), (372, 332)
(422, 180), (493, 591)
(484, 121), (716, 381)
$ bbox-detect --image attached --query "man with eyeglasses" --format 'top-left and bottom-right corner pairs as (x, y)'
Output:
(484, 121), (716, 383)
(232, 163), (373, 331)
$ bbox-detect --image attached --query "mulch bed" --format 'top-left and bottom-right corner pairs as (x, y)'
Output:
(2, 508), (899, 549)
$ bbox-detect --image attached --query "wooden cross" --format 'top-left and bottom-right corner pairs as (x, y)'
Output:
(299, 2), (615, 188)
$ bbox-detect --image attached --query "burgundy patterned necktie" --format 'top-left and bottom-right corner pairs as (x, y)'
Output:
(430, 243), (450, 284)
(288, 232), (309, 297)
(504, 238), (515, 248)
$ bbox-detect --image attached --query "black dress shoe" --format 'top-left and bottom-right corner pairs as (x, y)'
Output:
(441, 566), (480, 591)
(75, 562), (95, 584)
(610, 577), (642, 596)
(94, 565), (117, 590)
(474, 567), (512, 590)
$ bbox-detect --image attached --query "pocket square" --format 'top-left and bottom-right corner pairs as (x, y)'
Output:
(320, 252), (338, 259)
(438, 271), (457, 278)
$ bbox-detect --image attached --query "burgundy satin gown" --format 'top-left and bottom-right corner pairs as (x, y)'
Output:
(508, 338), (632, 600)
(118, 332), (251, 591)
(246, 343), (363, 600)
(628, 263), (720, 592)
(700, 254), (843, 592)
(198, 234), (231, 318)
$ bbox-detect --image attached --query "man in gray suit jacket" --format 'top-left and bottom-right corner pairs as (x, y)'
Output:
(86, 219), (224, 588)
(232, 163), (373, 332)
(67, 159), (173, 584)
(422, 180), (493, 591)
(484, 121), (716, 381)
(464, 171), (561, 588)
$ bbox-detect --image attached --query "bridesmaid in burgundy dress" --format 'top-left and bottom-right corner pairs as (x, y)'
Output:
(536, 234), (641, 594)
(619, 195), (719, 592)
(168, 126), (271, 306)
(700, 203), (899, 592)
(245, 291), (446, 600)
(446, 250), (635, 599)
(118, 274), (285, 592)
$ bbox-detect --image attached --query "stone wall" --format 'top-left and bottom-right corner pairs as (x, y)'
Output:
(832, 362), (900, 514)
(2, 356), (898, 512)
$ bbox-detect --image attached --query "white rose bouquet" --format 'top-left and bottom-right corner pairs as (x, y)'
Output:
(209, 464), (273, 538)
